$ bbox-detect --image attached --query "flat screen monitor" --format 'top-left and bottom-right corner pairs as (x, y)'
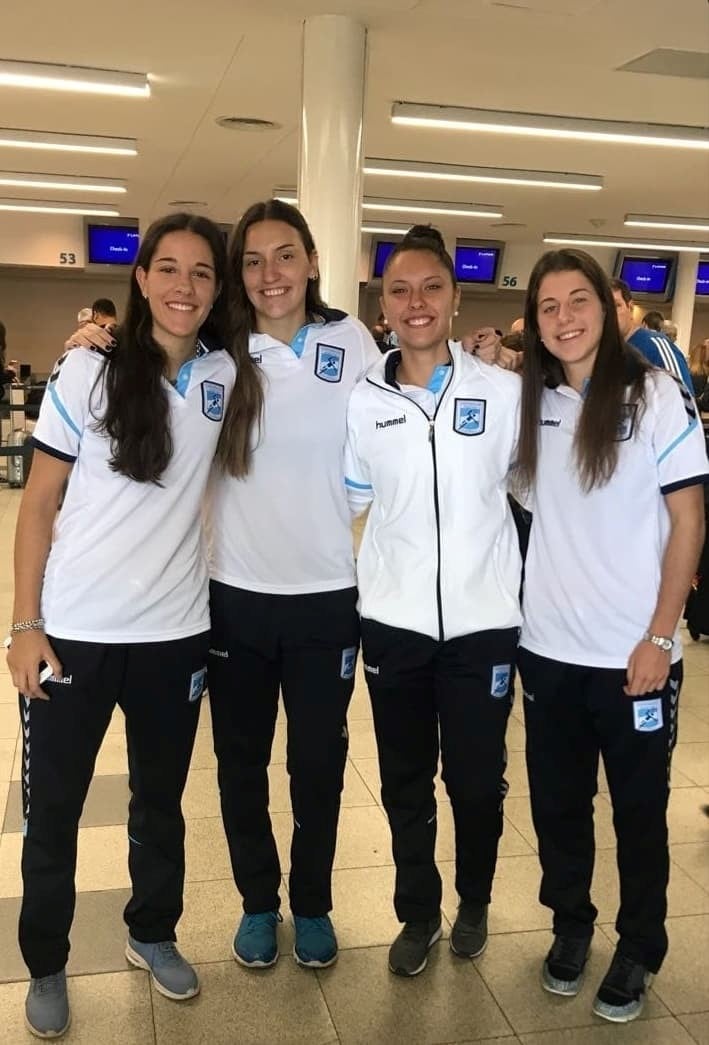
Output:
(371, 240), (397, 279)
(696, 260), (709, 296)
(454, 244), (500, 284)
(618, 255), (674, 297)
(87, 224), (140, 265)
(19, 363), (31, 381)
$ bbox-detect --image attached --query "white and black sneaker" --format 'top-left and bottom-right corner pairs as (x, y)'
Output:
(592, 951), (652, 1023)
(388, 916), (442, 977)
(542, 934), (591, 996)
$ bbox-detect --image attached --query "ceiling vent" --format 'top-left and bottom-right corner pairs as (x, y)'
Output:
(617, 49), (709, 80)
(215, 117), (281, 131)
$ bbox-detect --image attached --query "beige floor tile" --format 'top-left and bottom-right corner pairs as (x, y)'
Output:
(0, 970), (155, 1044)
(671, 842), (709, 893)
(74, 826), (130, 892)
(264, 759), (376, 814)
(104, 705), (126, 736)
(273, 805), (392, 873)
(0, 673), (16, 704)
(0, 704), (18, 740)
(590, 846), (709, 924)
(182, 767), (220, 820)
(0, 781), (8, 837)
(441, 854), (547, 934)
(152, 958), (337, 1045)
(188, 727), (216, 771)
(328, 865), (401, 949)
(351, 756), (381, 804)
(435, 800), (535, 862)
(506, 715), (526, 753)
(184, 817), (233, 883)
(0, 831), (22, 898)
(518, 1018), (697, 1044)
(678, 1013), (709, 1045)
(93, 732), (129, 777)
(4, 774), (130, 833)
(679, 709), (709, 742)
(648, 914), (709, 1014)
(0, 736), (15, 782)
(347, 681), (372, 721)
(668, 788), (709, 844)
(477, 929), (668, 1035)
(503, 795), (617, 856)
(347, 717), (379, 759)
(505, 750), (530, 798)
(680, 666), (709, 690)
(672, 742), (709, 786)
(689, 705), (709, 726)
(319, 943), (511, 1044)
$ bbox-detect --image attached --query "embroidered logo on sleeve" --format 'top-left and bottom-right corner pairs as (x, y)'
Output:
(340, 647), (357, 680)
(188, 667), (207, 702)
(633, 697), (663, 732)
(453, 398), (486, 436)
(201, 380), (225, 421)
(491, 664), (511, 698)
(315, 343), (345, 383)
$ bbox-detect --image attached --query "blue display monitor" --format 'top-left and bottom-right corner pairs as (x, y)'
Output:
(696, 260), (709, 296)
(454, 244), (500, 284)
(371, 240), (397, 279)
(618, 255), (674, 297)
(87, 224), (140, 265)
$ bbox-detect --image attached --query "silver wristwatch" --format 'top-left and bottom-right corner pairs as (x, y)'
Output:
(643, 632), (673, 653)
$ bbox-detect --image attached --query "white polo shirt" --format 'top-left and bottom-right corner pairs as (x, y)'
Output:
(520, 371), (709, 668)
(33, 344), (236, 642)
(345, 342), (523, 641)
(207, 310), (380, 594)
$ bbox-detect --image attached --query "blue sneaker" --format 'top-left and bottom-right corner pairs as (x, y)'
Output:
(233, 911), (282, 967)
(293, 915), (338, 968)
(125, 937), (199, 1000)
(25, 969), (70, 1039)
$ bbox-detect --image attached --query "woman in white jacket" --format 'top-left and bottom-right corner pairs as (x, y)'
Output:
(345, 225), (522, 978)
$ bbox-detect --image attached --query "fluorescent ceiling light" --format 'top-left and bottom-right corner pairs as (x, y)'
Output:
(364, 157), (602, 191)
(0, 59), (149, 98)
(625, 213), (709, 233)
(0, 197), (120, 216)
(392, 102), (709, 151)
(361, 222), (411, 235)
(0, 171), (126, 193)
(0, 128), (137, 156)
(544, 232), (708, 253)
(273, 188), (503, 218)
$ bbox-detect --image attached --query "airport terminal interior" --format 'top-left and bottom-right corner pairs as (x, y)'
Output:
(1, 0), (709, 1042)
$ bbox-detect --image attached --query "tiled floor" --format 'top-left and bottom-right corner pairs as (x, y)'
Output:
(0, 486), (708, 1044)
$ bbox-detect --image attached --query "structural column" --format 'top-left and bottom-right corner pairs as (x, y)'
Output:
(672, 251), (700, 351)
(299, 15), (367, 315)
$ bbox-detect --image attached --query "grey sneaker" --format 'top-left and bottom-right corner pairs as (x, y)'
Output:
(388, 915), (442, 977)
(450, 902), (488, 958)
(125, 936), (199, 1000)
(25, 969), (70, 1039)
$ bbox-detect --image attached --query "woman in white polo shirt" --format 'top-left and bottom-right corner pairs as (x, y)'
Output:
(5, 212), (260, 1038)
(516, 248), (707, 1023)
(344, 225), (523, 978)
(205, 200), (381, 971)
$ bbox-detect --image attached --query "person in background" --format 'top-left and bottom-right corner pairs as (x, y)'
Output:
(662, 320), (679, 343)
(345, 225), (522, 979)
(642, 310), (665, 333)
(5, 212), (261, 1038)
(0, 320), (16, 386)
(510, 316), (525, 334)
(91, 298), (118, 328)
(611, 279), (693, 390)
(76, 308), (93, 328)
(517, 248), (707, 1023)
(688, 338), (709, 411)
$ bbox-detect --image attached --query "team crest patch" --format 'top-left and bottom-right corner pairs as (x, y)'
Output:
(315, 343), (345, 383)
(188, 667), (207, 703)
(633, 697), (663, 732)
(340, 646), (357, 680)
(453, 398), (486, 436)
(491, 664), (511, 698)
(201, 380), (225, 421)
(615, 403), (637, 442)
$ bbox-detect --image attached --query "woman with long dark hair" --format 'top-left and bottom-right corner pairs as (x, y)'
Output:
(345, 226), (522, 978)
(516, 248), (707, 1022)
(205, 200), (381, 971)
(5, 212), (259, 1038)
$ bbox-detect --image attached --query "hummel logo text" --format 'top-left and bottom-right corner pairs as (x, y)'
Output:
(539, 418), (561, 427)
(376, 415), (406, 430)
(209, 648), (229, 658)
(363, 663), (380, 675)
(48, 675), (73, 685)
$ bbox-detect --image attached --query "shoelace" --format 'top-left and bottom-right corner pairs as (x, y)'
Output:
(156, 942), (183, 966)
(241, 912), (281, 936)
(296, 917), (333, 939)
(35, 974), (64, 996)
(550, 937), (587, 968)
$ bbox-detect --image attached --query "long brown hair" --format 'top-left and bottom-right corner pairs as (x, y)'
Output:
(98, 212), (232, 482)
(517, 248), (649, 492)
(689, 338), (709, 378)
(216, 199), (325, 473)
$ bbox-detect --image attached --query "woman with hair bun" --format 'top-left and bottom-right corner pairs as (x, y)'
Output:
(345, 225), (523, 978)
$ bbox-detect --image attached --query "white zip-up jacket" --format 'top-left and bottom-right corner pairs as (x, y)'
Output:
(345, 341), (523, 641)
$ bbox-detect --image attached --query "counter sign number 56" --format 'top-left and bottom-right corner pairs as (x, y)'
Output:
(500, 275), (518, 288)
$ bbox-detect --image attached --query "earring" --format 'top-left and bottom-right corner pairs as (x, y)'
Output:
(454, 310), (459, 317)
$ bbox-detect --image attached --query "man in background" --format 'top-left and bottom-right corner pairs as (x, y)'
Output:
(610, 278), (692, 390)
(91, 298), (118, 328)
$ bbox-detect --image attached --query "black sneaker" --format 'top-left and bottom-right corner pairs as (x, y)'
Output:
(450, 902), (488, 958)
(542, 934), (591, 996)
(592, 951), (652, 1023)
(388, 916), (442, 977)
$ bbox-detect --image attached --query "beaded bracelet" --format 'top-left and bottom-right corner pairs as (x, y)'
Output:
(10, 618), (45, 634)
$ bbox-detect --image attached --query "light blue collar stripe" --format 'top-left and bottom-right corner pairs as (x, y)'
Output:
(49, 383), (81, 438)
(657, 416), (698, 465)
(174, 358), (195, 398)
(290, 323), (319, 358)
(427, 364), (451, 394)
(345, 477), (372, 490)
